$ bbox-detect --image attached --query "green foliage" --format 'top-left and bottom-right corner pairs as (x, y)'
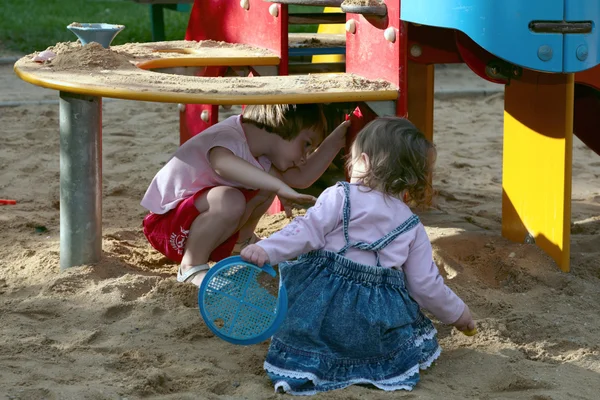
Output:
(0, 1), (322, 53)
(0, 0), (189, 53)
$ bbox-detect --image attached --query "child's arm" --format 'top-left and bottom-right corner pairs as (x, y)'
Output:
(403, 226), (474, 329)
(242, 185), (344, 266)
(209, 146), (316, 206)
(280, 120), (350, 189)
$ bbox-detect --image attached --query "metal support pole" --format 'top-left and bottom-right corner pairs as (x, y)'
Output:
(59, 92), (102, 270)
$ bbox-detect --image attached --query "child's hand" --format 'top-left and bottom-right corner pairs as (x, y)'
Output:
(329, 120), (351, 150)
(453, 305), (476, 333)
(277, 184), (317, 217)
(241, 244), (270, 267)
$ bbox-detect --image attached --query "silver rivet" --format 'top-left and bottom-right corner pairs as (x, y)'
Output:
(201, 110), (210, 122)
(345, 19), (356, 34)
(177, 103), (186, 112)
(410, 44), (422, 57)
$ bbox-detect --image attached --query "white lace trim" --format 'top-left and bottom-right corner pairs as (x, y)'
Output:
(274, 381), (317, 396)
(420, 345), (442, 370)
(265, 361), (419, 394)
(414, 326), (437, 347)
(265, 326), (441, 394)
(273, 378), (415, 395)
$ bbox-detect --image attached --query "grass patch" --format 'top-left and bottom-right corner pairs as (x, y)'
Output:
(0, 0), (190, 53)
(0, 1), (323, 54)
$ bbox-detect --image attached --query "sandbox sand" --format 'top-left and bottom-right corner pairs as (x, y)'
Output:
(0, 59), (599, 400)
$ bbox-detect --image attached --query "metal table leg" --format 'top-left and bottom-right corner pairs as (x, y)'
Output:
(59, 91), (102, 270)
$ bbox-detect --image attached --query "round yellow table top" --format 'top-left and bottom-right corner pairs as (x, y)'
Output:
(14, 40), (398, 105)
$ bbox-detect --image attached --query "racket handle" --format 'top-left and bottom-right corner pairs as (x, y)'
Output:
(0, 199), (16, 205)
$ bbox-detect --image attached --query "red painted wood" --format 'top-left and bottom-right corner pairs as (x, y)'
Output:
(573, 84), (600, 156)
(179, 66), (227, 144)
(186, 0), (287, 72)
(346, 1), (405, 116)
(576, 64), (600, 91)
(181, 1), (289, 144)
(455, 31), (507, 84)
(407, 24), (462, 64)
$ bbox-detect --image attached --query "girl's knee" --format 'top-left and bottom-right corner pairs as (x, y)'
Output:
(207, 187), (246, 220)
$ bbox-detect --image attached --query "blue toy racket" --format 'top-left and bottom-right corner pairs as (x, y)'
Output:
(198, 256), (287, 345)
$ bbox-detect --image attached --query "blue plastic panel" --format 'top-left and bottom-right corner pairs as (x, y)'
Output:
(401, 0), (570, 72)
(564, 1), (600, 73)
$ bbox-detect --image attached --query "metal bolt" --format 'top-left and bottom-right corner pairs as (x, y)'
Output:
(576, 45), (588, 61)
(201, 110), (210, 122)
(269, 4), (278, 17)
(537, 45), (553, 61)
(221, 104), (232, 110)
(410, 44), (422, 58)
(383, 27), (396, 43)
(345, 19), (356, 34)
(177, 103), (186, 112)
(524, 232), (536, 244)
(240, 0), (249, 11)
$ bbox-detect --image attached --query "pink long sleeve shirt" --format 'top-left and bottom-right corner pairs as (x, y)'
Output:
(257, 183), (465, 325)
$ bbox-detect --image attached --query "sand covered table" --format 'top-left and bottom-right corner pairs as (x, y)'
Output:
(14, 41), (397, 104)
(14, 40), (398, 270)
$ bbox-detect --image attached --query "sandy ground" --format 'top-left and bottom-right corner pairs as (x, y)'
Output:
(0, 55), (599, 400)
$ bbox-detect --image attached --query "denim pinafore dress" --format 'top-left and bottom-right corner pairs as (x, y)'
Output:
(264, 182), (441, 395)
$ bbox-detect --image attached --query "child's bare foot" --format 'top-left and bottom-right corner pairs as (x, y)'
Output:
(177, 264), (209, 287)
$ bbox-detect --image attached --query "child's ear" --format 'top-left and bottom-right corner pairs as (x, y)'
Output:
(361, 153), (370, 170)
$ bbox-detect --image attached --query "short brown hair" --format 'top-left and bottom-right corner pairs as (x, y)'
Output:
(348, 117), (435, 206)
(242, 104), (327, 141)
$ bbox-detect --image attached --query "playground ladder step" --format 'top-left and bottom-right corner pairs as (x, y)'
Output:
(340, 2), (387, 16)
(288, 33), (346, 57)
(288, 33), (345, 48)
(289, 12), (345, 24)
(289, 61), (345, 74)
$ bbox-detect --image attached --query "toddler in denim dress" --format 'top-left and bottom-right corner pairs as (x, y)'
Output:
(241, 117), (476, 395)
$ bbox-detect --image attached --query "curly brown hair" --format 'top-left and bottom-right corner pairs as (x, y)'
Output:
(347, 117), (435, 206)
(241, 104), (328, 141)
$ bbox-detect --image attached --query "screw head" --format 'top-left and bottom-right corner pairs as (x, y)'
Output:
(537, 45), (553, 61)
(383, 27), (396, 43)
(576, 45), (588, 61)
(177, 103), (186, 112)
(410, 44), (422, 58)
(269, 4), (278, 17)
(345, 19), (356, 34)
(201, 110), (210, 122)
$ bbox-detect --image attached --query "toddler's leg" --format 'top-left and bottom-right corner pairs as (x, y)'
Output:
(180, 186), (247, 286)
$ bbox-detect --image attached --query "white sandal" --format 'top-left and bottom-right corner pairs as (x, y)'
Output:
(177, 264), (210, 284)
